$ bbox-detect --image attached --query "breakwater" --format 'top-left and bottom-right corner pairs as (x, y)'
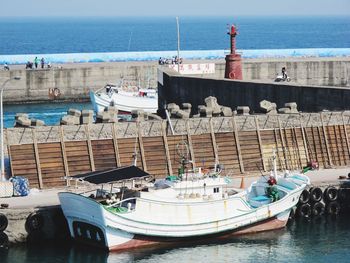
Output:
(0, 57), (349, 104)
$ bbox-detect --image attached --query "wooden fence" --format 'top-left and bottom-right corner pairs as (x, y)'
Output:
(7, 115), (350, 189)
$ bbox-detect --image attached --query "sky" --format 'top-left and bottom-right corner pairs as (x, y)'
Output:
(0, 0), (349, 17)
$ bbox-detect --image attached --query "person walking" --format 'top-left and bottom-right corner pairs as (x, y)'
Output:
(34, 57), (39, 69)
(40, 58), (45, 69)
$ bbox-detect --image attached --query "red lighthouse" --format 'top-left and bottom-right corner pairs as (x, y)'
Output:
(224, 24), (243, 80)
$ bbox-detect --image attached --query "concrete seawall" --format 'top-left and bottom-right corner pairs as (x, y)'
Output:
(0, 57), (349, 104)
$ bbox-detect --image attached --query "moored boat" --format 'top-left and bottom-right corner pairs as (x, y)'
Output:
(58, 156), (310, 251)
(89, 82), (158, 114)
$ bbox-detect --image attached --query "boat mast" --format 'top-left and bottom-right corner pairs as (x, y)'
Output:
(176, 16), (180, 72)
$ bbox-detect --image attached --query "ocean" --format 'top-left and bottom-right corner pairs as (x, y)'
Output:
(0, 16), (349, 55)
(2, 216), (350, 263)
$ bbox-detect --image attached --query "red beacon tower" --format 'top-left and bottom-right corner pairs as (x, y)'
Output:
(224, 24), (243, 80)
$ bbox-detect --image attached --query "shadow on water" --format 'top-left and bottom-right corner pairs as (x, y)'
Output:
(2, 214), (350, 263)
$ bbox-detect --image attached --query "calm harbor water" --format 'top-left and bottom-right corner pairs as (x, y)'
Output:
(1, 216), (350, 263)
(3, 102), (93, 128)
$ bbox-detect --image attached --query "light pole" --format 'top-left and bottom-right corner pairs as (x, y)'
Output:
(1, 76), (21, 181)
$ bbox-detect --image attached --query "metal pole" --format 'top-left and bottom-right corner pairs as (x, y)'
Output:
(1, 77), (20, 181)
(176, 16), (180, 73)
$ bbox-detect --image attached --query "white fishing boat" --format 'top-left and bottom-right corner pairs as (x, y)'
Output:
(58, 155), (310, 252)
(89, 82), (158, 114)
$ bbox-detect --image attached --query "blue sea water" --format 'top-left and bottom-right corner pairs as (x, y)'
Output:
(0, 16), (349, 55)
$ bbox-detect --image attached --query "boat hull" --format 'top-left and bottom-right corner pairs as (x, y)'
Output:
(89, 90), (158, 113)
(59, 191), (293, 252)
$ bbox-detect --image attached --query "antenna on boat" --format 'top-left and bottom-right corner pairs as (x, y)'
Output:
(272, 149), (278, 178)
(132, 137), (138, 166)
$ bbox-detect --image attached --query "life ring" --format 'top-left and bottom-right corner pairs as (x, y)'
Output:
(311, 202), (325, 217)
(323, 186), (338, 203)
(326, 201), (340, 215)
(25, 212), (44, 232)
(309, 187), (323, 203)
(298, 189), (310, 204)
(0, 232), (9, 249)
(229, 72), (235, 79)
(297, 203), (311, 218)
(53, 88), (61, 97)
(0, 213), (8, 232)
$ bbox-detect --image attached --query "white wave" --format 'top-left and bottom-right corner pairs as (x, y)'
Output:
(1, 48), (350, 65)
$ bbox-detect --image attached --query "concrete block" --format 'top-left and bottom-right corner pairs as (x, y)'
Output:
(30, 119), (45, 126)
(60, 115), (80, 125)
(259, 100), (276, 113)
(82, 110), (94, 117)
(237, 106), (250, 115)
(147, 113), (163, 121)
(175, 109), (190, 119)
(221, 106), (233, 117)
(68, 108), (82, 117)
(278, 108), (291, 114)
(204, 96), (218, 108)
(284, 102), (298, 109)
(199, 107), (213, 117)
(81, 116), (94, 124)
(15, 113), (29, 120)
(266, 109), (278, 115)
(16, 116), (31, 127)
(182, 103), (192, 113)
(167, 103), (180, 114)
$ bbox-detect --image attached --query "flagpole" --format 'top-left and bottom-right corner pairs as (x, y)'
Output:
(176, 16), (180, 72)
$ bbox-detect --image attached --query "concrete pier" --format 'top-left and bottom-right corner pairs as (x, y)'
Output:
(0, 57), (349, 104)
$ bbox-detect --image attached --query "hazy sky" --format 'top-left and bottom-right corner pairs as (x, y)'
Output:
(1, 0), (349, 17)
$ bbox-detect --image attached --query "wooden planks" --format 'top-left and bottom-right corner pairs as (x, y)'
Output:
(38, 142), (66, 188)
(9, 121), (350, 187)
(65, 141), (92, 176)
(10, 144), (40, 188)
(91, 139), (117, 171)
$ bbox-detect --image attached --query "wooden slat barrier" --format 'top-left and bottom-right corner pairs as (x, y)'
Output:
(8, 123), (350, 188)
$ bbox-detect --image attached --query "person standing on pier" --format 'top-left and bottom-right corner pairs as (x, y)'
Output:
(34, 57), (39, 69)
(41, 58), (45, 69)
(3, 63), (10, 71)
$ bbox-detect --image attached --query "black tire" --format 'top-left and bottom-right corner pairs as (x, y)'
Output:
(323, 186), (338, 203)
(299, 189), (310, 204)
(311, 202), (325, 217)
(0, 213), (8, 232)
(297, 203), (311, 218)
(309, 187), (323, 203)
(0, 232), (9, 249)
(289, 208), (296, 221)
(25, 212), (44, 233)
(338, 188), (350, 204)
(326, 201), (341, 215)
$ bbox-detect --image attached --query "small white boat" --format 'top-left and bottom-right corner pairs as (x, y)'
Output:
(90, 83), (158, 113)
(58, 156), (310, 251)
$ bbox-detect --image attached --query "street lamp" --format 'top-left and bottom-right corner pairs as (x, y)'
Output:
(1, 76), (21, 181)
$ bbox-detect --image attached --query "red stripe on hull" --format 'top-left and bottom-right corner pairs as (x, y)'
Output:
(108, 216), (288, 252)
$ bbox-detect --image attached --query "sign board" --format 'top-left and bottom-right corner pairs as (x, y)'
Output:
(168, 63), (215, 75)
